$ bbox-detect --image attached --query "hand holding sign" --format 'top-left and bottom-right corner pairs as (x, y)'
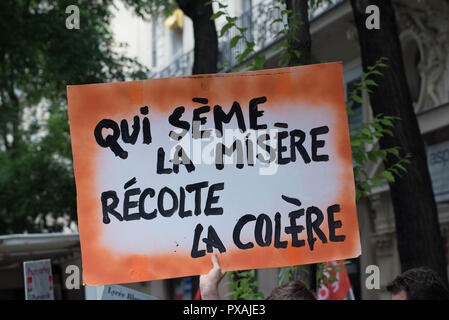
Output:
(199, 254), (226, 300)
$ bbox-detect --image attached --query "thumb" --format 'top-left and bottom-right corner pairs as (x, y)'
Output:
(212, 253), (221, 270)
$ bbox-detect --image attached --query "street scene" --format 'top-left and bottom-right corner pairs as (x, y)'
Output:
(0, 0), (448, 304)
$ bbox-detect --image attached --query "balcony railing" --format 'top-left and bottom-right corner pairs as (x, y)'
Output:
(151, 50), (194, 79)
(150, 0), (343, 79)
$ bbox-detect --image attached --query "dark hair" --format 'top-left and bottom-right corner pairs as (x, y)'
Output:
(386, 267), (449, 300)
(266, 281), (316, 300)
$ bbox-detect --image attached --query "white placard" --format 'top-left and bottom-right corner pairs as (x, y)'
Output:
(23, 259), (54, 300)
(101, 284), (158, 300)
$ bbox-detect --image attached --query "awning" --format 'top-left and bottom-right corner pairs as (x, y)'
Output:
(0, 233), (80, 266)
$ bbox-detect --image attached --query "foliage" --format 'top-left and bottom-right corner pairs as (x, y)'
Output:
(273, 0), (315, 67)
(0, 0), (148, 234)
(278, 261), (350, 289)
(348, 57), (412, 201)
(278, 265), (309, 287)
(316, 260), (350, 288)
(209, 0), (336, 70)
(224, 270), (264, 300)
(122, 0), (172, 19)
(206, 0), (264, 71)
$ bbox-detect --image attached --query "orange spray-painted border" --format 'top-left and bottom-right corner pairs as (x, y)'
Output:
(67, 63), (360, 285)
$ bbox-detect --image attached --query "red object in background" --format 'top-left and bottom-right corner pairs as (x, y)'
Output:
(317, 260), (353, 300)
(49, 275), (53, 290)
(194, 288), (201, 300)
(27, 276), (33, 292)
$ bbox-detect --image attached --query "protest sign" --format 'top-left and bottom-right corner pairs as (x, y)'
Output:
(317, 260), (354, 300)
(23, 259), (54, 300)
(67, 63), (361, 285)
(101, 284), (158, 300)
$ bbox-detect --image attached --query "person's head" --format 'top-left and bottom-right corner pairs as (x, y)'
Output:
(387, 267), (449, 300)
(266, 281), (316, 300)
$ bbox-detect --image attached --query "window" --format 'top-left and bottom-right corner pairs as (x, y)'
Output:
(427, 140), (449, 203)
